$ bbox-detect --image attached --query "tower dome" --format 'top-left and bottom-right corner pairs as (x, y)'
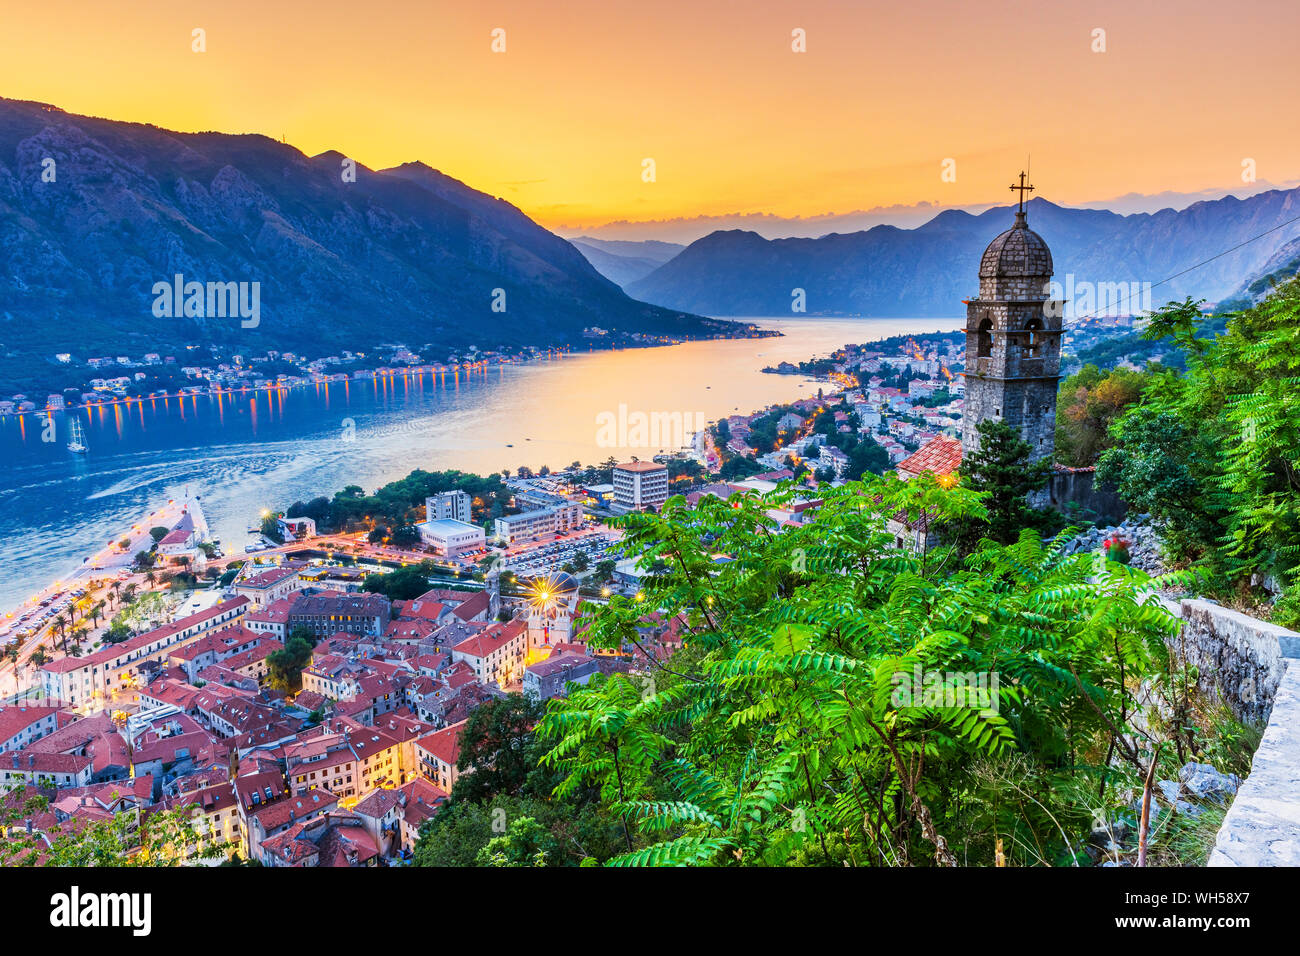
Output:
(979, 209), (1053, 280)
(976, 204), (1053, 302)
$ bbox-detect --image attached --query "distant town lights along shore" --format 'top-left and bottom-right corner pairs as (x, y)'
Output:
(151, 273), (260, 328)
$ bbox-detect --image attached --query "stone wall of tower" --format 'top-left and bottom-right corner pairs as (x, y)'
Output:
(977, 274), (1049, 301)
(961, 294), (1063, 464)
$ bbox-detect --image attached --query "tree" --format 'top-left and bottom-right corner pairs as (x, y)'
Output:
(1055, 364), (1149, 467)
(1098, 288), (1300, 623)
(286, 496), (334, 530)
(571, 551), (590, 572)
(0, 792), (231, 866)
(266, 627), (318, 690)
(845, 439), (891, 480)
(958, 418), (1052, 545)
(476, 816), (549, 867)
(535, 475), (1187, 867)
(260, 514), (285, 544)
(149, 526), (169, 544)
(389, 524), (421, 548)
(719, 455), (762, 481)
(363, 563), (434, 601)
(51, 614), (68, 651)
(413, 794), (623, 867)
(595, 559), (617, 582)
(450, 694), (550, 804)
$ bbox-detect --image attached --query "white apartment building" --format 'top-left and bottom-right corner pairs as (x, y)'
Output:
(40, 597), (250, 706)
(450, 620), (528, 687)
(612, 461), (669, 512)
(493, 501), (584, 544)
(426, 490), (472, 524)
(416, 518), (486, 556)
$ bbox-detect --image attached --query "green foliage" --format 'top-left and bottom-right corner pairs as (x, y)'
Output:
(266, 627), (318, 690)
(957, 419), (1053, 545)
(287, 469), (510, 534)
(449, 694), (554, 804)
(102, 618), (133, 645)
(719, 455), (763, 481)
(362, 562), (435, 601)
(536, 475), (1187, 866)
(476, 815), (550, 867)
(1055, 364), (1149, 466)
(1, 790), (232, 866)
(1098, 286), (1300, 623)
(846, 439), (891, 480)
(413, 794), (624, 867)
(389, 524), (421, 548)
(260, 514), (285, 544)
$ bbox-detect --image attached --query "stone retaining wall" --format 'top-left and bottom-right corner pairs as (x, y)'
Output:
(1161, 597), (1300, 726)
(1208, 665), (1300, 865)
(1160, 598), (1300, 866)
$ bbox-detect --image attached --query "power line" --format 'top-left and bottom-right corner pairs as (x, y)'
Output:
(1069, 209), (1300, 321)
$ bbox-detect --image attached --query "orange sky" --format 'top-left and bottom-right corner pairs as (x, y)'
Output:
(3, 0), (1297, 230)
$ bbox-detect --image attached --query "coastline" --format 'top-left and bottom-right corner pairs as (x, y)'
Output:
(0, 317), (952, 615)
(1, 325), (781, 419)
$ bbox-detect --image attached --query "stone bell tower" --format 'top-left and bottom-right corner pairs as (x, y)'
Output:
(961, 173), (1063, 464)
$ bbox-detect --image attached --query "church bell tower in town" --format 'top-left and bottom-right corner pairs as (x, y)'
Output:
(961, 173), (1063, 464)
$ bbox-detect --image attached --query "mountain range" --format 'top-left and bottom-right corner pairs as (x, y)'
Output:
(568, 237), (684, 288)
(621, 192), (1300, 317)
(0, 98), (738, 373)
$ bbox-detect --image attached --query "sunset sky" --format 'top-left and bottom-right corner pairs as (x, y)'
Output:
(3, 0), (1298, 234)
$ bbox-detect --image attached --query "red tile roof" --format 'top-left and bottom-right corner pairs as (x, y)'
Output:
(450, 590), (490, 622)
(0, 705), (61, 742)
(896, 435), (963, 478)
(415, 720), (466, 767)
(40, 597), (250, 673)
(451, 619), (526, 658)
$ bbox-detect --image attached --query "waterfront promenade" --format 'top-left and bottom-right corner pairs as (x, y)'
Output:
(0, 493), (207, 702)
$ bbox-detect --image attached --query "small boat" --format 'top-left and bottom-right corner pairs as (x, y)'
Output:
(67, 419), (88, 455)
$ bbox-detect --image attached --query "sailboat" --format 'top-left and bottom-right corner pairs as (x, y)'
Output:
(67, 418), (88, 455)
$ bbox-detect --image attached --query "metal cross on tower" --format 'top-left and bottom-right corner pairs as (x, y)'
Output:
(1009, 171), (1034, 213)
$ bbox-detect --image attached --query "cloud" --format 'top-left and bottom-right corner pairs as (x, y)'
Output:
(555, 181), (1300, 244)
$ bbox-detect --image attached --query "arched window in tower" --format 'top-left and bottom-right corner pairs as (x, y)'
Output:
(1023, 317), (1043, 358)
(976, 317), (993, 358)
